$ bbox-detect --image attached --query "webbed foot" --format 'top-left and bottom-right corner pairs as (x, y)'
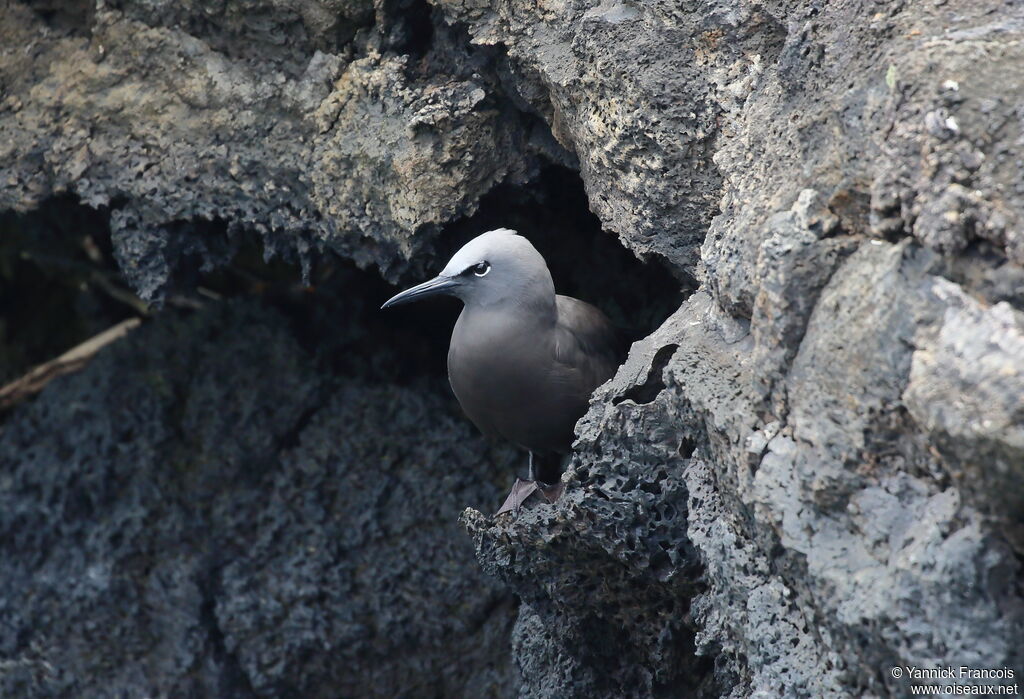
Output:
(495, 478), (539, 515)
(494, 479), (565, 515)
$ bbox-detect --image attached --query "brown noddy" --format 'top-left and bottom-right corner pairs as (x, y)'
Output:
(381, 228), (623, 514)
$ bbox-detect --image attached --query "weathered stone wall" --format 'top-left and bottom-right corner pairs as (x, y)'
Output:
(0, 297), (521, 697)
(1, 0), (1022, 696)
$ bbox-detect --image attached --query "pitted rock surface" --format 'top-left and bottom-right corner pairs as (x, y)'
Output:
(2, 0), (1023, 696)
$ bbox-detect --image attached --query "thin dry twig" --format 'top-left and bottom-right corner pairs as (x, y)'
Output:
(0, 317), (142, 411)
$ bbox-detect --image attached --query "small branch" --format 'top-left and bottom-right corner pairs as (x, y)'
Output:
(19, 249), (150, 316)
(88, 269), (151, 316)
(0, 318), (142, 411)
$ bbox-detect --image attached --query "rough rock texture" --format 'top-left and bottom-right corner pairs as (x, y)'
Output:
(2, 0), (1024, 697)
(443, 0), (1024, 696)
(0, 0), (561, 299)
(0, 302), (518, 697)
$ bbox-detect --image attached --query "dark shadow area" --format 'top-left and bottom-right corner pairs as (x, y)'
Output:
(433, 164), (689, 342)
(0, 200), (432, 428)
(0, 195), (138, 385)
(942, 239), (1024, 310)
(0, 165), (686, 413)
(24, 0), (94, 37)
(202, 241), (464, 388)
(380, 0), (435, 59)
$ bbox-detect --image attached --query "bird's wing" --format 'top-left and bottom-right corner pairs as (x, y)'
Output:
(553, 295), (625, 391)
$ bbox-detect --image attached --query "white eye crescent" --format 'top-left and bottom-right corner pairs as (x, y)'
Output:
(472, 262), (490, 277)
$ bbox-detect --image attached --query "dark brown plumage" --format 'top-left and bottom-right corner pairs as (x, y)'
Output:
(448, 294), (620, 455)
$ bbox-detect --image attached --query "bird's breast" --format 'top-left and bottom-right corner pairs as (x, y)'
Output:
(447, 310), (586, 454)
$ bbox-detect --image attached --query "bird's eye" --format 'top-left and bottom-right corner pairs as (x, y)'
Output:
(472, 262), (490, 277)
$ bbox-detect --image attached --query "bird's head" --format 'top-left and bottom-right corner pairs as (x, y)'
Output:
(381, 228), (555, 311)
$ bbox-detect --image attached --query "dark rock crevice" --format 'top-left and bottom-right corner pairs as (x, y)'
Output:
(0, 195), (139, 386)
(198, 563), (258, 698)
(23, 0), (94, 37)
(613, 343), (678, 407)
(431, 164), (688, 340)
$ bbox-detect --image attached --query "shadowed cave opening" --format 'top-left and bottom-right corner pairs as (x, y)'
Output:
(1, 167), (685, 459)
(0, 195), (137, 386)
(380, 165), (688, 381)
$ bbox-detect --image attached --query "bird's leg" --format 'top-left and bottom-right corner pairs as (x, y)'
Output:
(495, 451), (541, 516)
(532, 451), (564, 504)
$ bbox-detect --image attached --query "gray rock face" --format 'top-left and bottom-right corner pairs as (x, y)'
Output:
(432, 0), (728, 274)
(0, 1), (556, 299)
(2, 0), (1024, 696)
(0, 303), (518, 697)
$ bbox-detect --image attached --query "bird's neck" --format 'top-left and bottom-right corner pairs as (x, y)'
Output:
(468, 289), (555, 318)
(459, 292), (557, 334)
